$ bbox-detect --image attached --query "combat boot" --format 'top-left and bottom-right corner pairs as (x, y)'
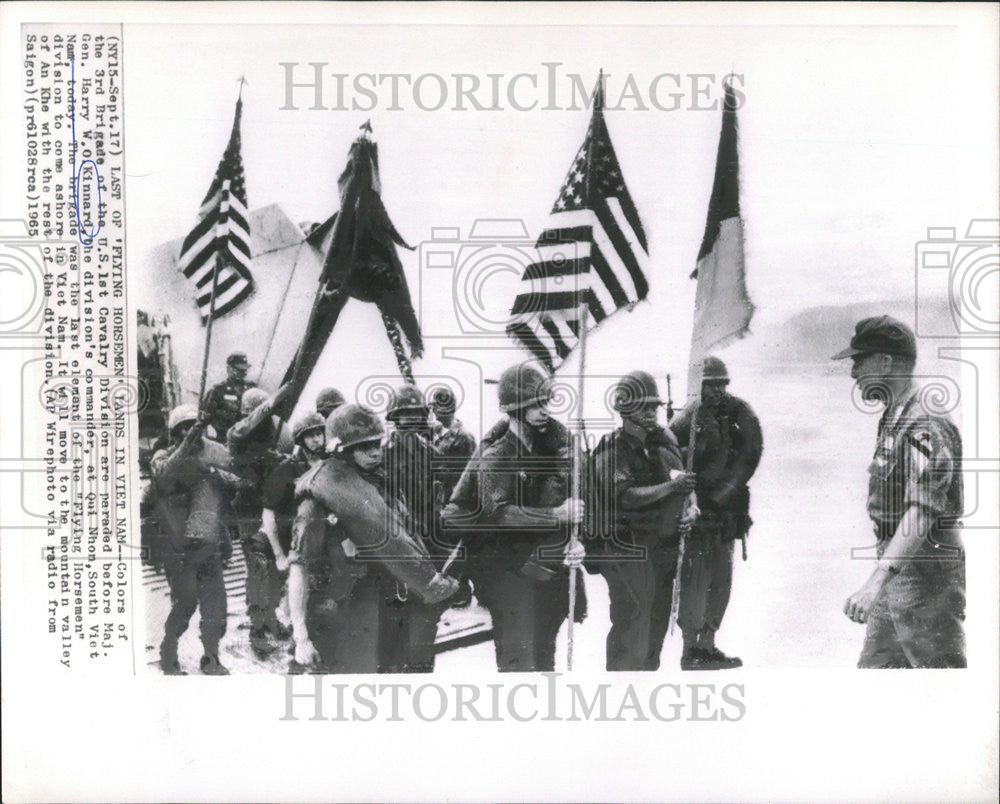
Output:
(200, 654), (230, 675)
(702, 646), (742, 669)
(159, 639), (186, 675)
(250, 627), (277, 658)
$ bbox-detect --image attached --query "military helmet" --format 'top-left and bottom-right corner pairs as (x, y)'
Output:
(386, 384), (428, 421)
(702, 356), (730, 385)
(240, 387), (270, 415)
(168, 403), (200, 431)
(327, 404), (385, 450)
(292, 411), (326, 444)
(430, 386), (456, 412)
(497, 363), (551, 412)
(612, 370), (663, 413)
(316, 387), (346, 415)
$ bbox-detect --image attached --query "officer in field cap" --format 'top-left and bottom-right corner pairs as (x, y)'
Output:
(201, 351), (256, 441)
(833, 315), (966, 668)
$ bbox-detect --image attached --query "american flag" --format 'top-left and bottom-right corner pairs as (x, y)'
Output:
(176, 95), (254, 322)
(507, 79), (649, 372)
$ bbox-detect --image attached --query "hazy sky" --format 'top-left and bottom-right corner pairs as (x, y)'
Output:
(123, 7), (998, 413)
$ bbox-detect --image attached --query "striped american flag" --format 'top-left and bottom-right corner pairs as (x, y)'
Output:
(507, 80), (649, 372)
(177, 96), (253, 322)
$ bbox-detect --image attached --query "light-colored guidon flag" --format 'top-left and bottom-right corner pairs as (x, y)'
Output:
(688, 76), (754, 395)
(507, 75), (649, 374)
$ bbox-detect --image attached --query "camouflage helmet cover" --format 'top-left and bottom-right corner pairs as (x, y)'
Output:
(497, 363), (551, 412)
(327, 404), (385, 450)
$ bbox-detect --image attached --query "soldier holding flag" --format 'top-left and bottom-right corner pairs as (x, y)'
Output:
(442, 364), (586, 672)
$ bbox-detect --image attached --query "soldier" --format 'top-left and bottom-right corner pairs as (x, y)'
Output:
(288, 404), (458, 673)
(384, 384), (440, 555)
(670, 356), (762, 671)
(833, 316), (965, 668)
(201, 352), (256, 442)
(430, 385), (477, 502)
(383, 384), (451, 663)
(441, 363), (586, 673)
(151, 404), (245, 675)
(430, 385), (477, 608)
(591, 371), (696, 671)
(316, 387), (347, 421)
(227, 383), (294, 656)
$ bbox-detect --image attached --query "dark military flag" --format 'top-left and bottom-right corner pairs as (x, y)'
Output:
(280, 122), (423, 414)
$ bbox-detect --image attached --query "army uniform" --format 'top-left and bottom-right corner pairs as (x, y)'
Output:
(290, 405), (457, 673)
(442, 365), (585, 673)
(834, 316), (966, 669)
(432, 418), (477, 503)
(858, 387), (965, 667)
(151, 406), (242, 674)
(227, 389), (287, 643)
(202, 352), (255, 443)
(670, 359), (762, 667)
(592, 405), (688, 670)
(383, 384), (451, 664)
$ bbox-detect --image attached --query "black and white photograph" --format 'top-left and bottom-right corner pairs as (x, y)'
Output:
(1, 3), (997, 802)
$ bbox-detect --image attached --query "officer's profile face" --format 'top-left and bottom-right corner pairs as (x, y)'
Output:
(228, 364), (248, 382)
(851, 352), (891, 401)
(302, 432), (325, 453)
(523, 401), (551, 429)
(350, 440), (383, 471)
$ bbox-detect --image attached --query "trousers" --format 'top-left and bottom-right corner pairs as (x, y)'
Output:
(678, 512), (739, 647)
(603, 542), (678, 671)
(472, 564), (581, 672)
(306, 571), (441, 674)
(858, 557), (966, 668)
(162, 540), (227, 656)
(239, 521), (283, 632)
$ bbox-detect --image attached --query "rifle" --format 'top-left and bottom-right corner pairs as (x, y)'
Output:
(665, 374), (674, 421)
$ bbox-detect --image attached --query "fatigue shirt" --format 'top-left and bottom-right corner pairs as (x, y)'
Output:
(868, 386), (963, 554)
(670, 394), (762, 513)
(384, 428), (439, 552)
(261, 452), (311, 546)
(443, 419), (571, 570)
(202, 379), (255, 442)
(151, 437), (233, 547)
(227, 405), (281, 518)
(432, 419), (477, 501)
(592, 425), (686, 547)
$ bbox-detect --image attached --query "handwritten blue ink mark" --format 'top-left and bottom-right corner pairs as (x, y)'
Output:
(70, 57), (103, 246)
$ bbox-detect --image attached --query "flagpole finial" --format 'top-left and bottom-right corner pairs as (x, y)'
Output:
(236, 74), (249, 100)
(360, 119), (373, 134)
(593, 70), (605, 112)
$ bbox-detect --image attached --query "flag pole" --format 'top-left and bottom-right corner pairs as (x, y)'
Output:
(566, 300), (588, 671)
(197, 250), (224, 410)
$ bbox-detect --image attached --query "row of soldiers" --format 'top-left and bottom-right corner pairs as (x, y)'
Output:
(145, 350), (762, 675)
